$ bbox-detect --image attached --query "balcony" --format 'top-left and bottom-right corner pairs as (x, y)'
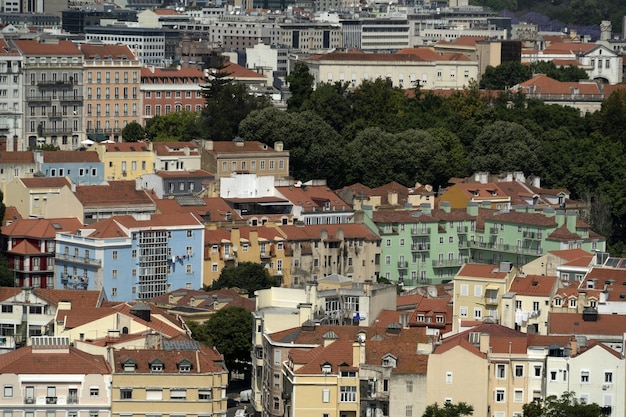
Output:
(485, 297), (498, 305)
(67, 397), (78, 404)
(457, 226), (468, 234)
(56, 253), (101, 267)
(60, 95), (83, 102)
(411, 243), (430, 252)
(463, 241), (543, 256)
(46, 396), (57, 404)
(24, 398), (34, 404)
(260, 252), (271, 259)
(397, 260), (408, 269)
(28, 96), (52, 103)
(411, 227), (431, 236)
(489, 227), (499, 235)
(0, 124), (9, 131)
(523, 231), (543, 240)
(432, 258), (467, 268)
(38, 80), (74, 88)
(41, 127), (73, 136)
(48, 112), (63, 119)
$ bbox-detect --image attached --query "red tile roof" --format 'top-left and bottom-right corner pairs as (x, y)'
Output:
(276, 185), (351, 212)
(141, 66), (205, 79)
(207, 140), (283, 154)
(155, 197), (242, 222)
(542, 42), (598, 55)
(33, 288), (103, 308)
(279, 223), (380, 242)
(13, 39), (82, 56)
(98, 142), (151, 152)
(548, 312), (626, 336)
(152, 141), (199, 156)
(80, 43), (136, 60)
(509, 274), (557, 297)
(153, 8), (183, 15)
(457, 263), (509, 279)
(0, 345), (111, 374)
(223, 62), (265, 79)
(2, 217), (83, 239)
(513, 74), (601, 95)
(74, 181), (155, 208)
(0, 151), (34, 164)
(112, 345), (226, 374)
(20, 177), (71, 189)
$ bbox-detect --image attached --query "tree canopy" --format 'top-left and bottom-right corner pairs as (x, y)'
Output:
(522, 391), (602, 417)
(422, 401), (474, 417)
(208, 261), (278, 297)
(121, 121), (145, 142)
(205, 306), (253, 374)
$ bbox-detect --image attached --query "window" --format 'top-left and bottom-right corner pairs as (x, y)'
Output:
(459, 306), (468, 317)
(90, 387), (99, 397)
(515, 365), (524, 378)
(121, 388), (132, 400)
(170, 389), (187, 400)
(550, 370), (557, 381)
(474, 308), (482, 319)
(3, 386), (12, 397)
(580, 370), (589, 383)
(474, 285), (482, 297)
(198, 389), (212, 400)
(514, 389), (523, 403)
(406, 406), (413, 417)
(496, 364), (506, 379)
(1, 305), (12, 313)
(112, 270), (118, 279)
(460, 284), (468, 296)
(212, 263), (218, 273)
(340, 386), (356, 402)
(112, 250), (118, 260)
(495, 389), (505, 402)
(534, 365), (542, 378)
(604, 371), (613, 383)
(445, 372), (452, 384)
(322, 389), (330, 403)
(406, 380), (413, 393)
(186, 264), (192, 274)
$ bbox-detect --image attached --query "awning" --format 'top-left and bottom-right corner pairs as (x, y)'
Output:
(486, 284), (500, 291)
(87, 133), (108, 142)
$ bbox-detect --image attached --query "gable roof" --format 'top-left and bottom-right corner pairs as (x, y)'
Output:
(13, 39), (81, 56)
(0, 345), (110, 374)
(2, 217), (83, 239)
(20, 177), (71, 189)
(513, 74), (601, 95)
(74, 181), (155, 208)
(509, 274), (557, 297)
(80, 43), (136, 60)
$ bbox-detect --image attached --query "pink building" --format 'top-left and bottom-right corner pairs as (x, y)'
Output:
(140, 67), (205, 125)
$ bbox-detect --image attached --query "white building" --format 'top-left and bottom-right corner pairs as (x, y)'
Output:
(85, 26), (169, 66)
(0, 38), (23, 151)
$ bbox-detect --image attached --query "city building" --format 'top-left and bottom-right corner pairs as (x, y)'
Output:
(152, 141), (201, 172)
(13, 38), (85, 150)
(0, 38), (24, 151)
(54, 213), (205, 301)
(34, 150), (104, 186)
(92, 141), (154, 181)
(140, 66), (205, 125)
(4, 177), (80, 219)
(200, 138), (289, 182)
(80, 43), (141, 142)
(0, 336), (111, 416)
(138, 169), (215, 199)
(3, 217), (83, 289)
(501, 273), (559, 335)
(111, 342), (228, 417)
(0, 151), (35, 193)
(279, 22), (342, 53)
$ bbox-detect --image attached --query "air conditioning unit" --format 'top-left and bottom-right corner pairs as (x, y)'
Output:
(602, 384), (610, 390)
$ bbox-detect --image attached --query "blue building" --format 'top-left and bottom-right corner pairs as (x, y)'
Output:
(55, 213), (204, 301)
(35, 150), (104, 185)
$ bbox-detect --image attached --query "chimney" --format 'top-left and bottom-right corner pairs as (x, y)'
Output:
(212, 294), (219, 310)
(107, 329), (120, 339)
(566, 211), (577, 232)
(467, 202), (478, 216)
(363, 279), (373, 296)
(274, 141), (283, 151)
(555, 210), (565, 227)
(388, 191), (398, 206)
(570, 336), (578, 355)
(421, 202), (431, 214)
(353, 334), (366, 366)
(204, 140), (214, 151)
(543, 207), (555, 218)
(577, 291), (587, 313)
(479, 332), (490, 354)
(297, 303), (312, 325)
(440, 201), (451, 213)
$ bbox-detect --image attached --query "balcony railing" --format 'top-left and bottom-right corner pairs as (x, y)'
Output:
(397, 260), (408, 269)
(67, 397), (78, 404)
(40, 128), (74, 135)
(522, 231), (543, 240)
(410, 227), (431, 236)
(46, 396), (57, 404)
(457, 226), (468, 233)
(24, 398), (34, 404)
(462, 241), (543, 256)
(411, 243), (430, 252)
(60, 95), (83, 102)
(38, 80), (74, 88)
(432, 258), (467, 268)
(56, 253), (101, 266)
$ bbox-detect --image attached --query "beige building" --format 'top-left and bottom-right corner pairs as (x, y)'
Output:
(501, 274), (559, 335)
(200, 138), (289, 182)
(452, 263), (517, 331)
(299, 48), (479, 90)
(81, 43), (141, 142)
(111, 344), (228, 417)
(5, 177), (81, 219)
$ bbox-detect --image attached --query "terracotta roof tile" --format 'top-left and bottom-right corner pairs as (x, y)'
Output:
(112, 345), (226, 374)
(0, 151), (34, 164)
(74, 181), (155, 207)
(509, 274), (557, 296)
(0, 345), (110, 374)
(98, 142), (151, 152)
(207, 140), (283, 154)
(33, 288), (103, 307)
(548, 312), (626, 336)
(20, 177), (71, 189)
(457, 263), (508, 279)
(2, 217), (83, 239)
(223, 62), (265, 79)
(279, 223), (379, 242)
(80, 43), (136, 60)
(13, 39), (82, 56)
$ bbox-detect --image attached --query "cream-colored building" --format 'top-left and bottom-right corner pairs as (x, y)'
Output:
(452, 263), (517, 331)
(93, 141), (153, 181)
(5, 176), (81, 219)
(501, 274), (558, 335)
(299, 48), (479, 90)
(81, 43), (141, 142)
(110, 344), (228, 417)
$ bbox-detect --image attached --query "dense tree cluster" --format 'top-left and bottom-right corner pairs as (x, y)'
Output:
(238, 64), (626, 253)
(522, 391), (602, 417)
(207, 262), (278, 297)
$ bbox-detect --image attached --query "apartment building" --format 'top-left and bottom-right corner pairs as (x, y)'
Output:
(111, 342), (228, 417)
(0, 39), (23, 151)
(152, 141), (201, 172)
(140, 66), (205, 125)
(501, 274), (559, 335)
(0, 336), (111, 417)
(0, 151), (35, 193)
(13, 38), (85, 150)
(34, 149), (104, 185)
(300, 48), (479, 90)
(3, 217), (83, 289)
(80, 43), (141, 142)
(54, 213), (205, 301)
(279, 23), (342, 53)
(201, 139), (289, 182)
(4, 177), (81, 220)
(93, 141), (153, 181)
(209, 18), (281, 51)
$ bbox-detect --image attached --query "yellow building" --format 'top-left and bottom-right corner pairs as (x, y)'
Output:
(81, 43), (141, 142)
(93, 141), (153, 181)
(203, 226), (290, 287)
(111, 344), (228, 417)
(452, 263), (517, 331)
(439, 183), (511, 210)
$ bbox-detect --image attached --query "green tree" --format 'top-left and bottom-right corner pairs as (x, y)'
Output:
(121, 121), (145, 142)
(522, 391), (601, 417)
(210, 261), (277, 297)
(144, 111), (202, 142)
(480, 61), (531, 90)
(533, 61), (589, 82)
(186, 320), (211, 345)
(286, 62), (314, 111)
(205, 306), (253, 374)
(202, 64), (270, 141)
(302, 81), (353, 133)
(422, 401), (474, 417)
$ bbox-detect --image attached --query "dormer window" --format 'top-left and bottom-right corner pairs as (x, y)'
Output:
(553, 297), (562, 307)
(381, 354), (397, 367)
(150, 358), (164, 373)
(321, 363), (332, 374)
(122, 358), (137, 373)
(177, 359), (192, 373)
